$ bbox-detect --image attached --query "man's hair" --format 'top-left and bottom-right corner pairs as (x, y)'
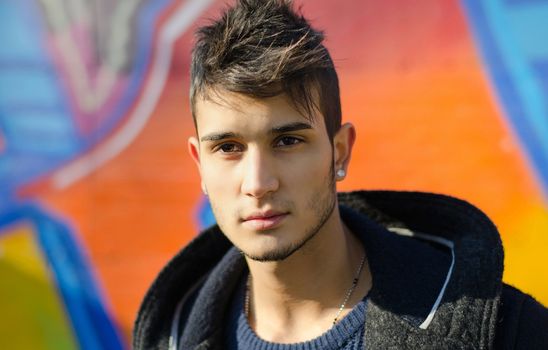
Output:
(190, 0), (342, 140)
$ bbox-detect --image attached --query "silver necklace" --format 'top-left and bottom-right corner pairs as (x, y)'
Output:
(244, 252), (367, 326)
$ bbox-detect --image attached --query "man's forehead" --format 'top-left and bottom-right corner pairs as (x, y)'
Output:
(193, 90), (320, 134)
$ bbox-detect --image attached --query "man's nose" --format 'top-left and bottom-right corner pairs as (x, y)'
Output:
(240, 149), (279, 199)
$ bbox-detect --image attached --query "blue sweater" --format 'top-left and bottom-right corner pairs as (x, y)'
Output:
(225, 275), (367, 350)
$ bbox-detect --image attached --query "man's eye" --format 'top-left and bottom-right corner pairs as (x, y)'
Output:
(216, 143), (243, 153)
(275, 136), (302, 147)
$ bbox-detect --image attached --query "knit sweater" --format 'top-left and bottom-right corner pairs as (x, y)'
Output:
(133, 191), (548, 349)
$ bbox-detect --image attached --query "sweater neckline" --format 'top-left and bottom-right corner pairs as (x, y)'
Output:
(226, 273), (368, 350)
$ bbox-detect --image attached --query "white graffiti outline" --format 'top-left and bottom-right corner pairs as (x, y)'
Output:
(52, 0), (215, 189)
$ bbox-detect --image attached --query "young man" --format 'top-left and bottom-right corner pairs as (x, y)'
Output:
(134, 1), (548, 349)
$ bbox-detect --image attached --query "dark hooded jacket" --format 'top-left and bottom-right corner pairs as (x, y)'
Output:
(133, 191), (548, 349)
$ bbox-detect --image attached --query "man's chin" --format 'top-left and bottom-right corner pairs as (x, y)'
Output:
(240, 235), (312, 262)
(242, 246), (297, 262)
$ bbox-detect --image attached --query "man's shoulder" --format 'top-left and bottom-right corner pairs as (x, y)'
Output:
(133, 226), (233, 350)
(495, 283), (548, 349)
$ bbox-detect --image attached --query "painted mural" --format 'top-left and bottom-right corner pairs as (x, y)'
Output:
(0, 0), (546, 348)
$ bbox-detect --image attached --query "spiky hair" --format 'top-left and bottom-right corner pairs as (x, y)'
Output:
(190, 0), (342, 139)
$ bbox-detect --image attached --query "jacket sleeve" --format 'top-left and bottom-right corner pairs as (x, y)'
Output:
(494, 284), (548, 349)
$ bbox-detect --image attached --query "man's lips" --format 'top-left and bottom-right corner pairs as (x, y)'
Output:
(241, 211), (288, 231)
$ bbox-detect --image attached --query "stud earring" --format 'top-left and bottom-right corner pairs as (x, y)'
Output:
(336, 169), (346, 178)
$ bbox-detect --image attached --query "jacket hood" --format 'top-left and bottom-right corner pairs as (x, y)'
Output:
(134, 190), (504, 349)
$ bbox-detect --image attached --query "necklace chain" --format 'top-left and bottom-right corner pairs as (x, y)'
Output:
(244, 252), (367, 326)
(332, 253), (367, 324)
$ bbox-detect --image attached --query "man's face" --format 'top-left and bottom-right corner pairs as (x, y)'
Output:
(189, 91), (342, 261)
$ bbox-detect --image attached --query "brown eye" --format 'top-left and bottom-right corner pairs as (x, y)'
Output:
(217, 142), (243, 153)
(275, 136), (302, 147)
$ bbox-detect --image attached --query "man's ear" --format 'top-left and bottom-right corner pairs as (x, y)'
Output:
(188, 136), (208, 194)
(333, 122), (356, 180)
(188, 136), (201, 168)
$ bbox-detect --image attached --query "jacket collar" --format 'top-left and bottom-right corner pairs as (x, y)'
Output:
(339, 191), (503, 348)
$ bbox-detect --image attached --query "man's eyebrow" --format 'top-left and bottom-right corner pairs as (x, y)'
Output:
(270, 122), (313, 134)
(199, 122), (312, 142)
(200, 132), (241, 142)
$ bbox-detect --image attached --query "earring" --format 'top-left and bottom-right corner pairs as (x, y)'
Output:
(336, 169), (346, 178)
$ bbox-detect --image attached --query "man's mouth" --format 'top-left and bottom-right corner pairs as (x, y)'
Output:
(241, 211), (288, 231)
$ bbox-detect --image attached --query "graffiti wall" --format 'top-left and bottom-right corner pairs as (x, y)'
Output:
(1, 0), (546, 348)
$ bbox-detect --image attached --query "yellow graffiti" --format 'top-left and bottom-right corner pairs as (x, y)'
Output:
(503, 204), (548, 305)
(0, 224), (77, 350)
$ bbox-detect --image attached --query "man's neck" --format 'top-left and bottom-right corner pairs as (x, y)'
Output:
(245, 207), (371, 343)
